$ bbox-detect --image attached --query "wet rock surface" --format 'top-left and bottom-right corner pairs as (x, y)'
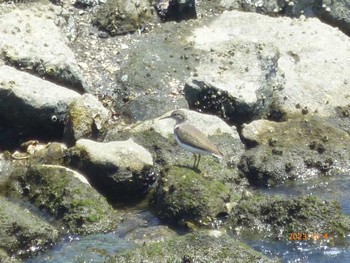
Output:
(240, 117), (350, 186)
(0, 196), (59, 259)
(229, 194), (350, 244)
(110, 231), (278, 263)
(0, 0), (350, 261)
(6, 165), (119, 235)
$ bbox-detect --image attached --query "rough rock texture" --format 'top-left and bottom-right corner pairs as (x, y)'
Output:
(68, 139), (154, 202)
(0, 4), (87, 93)
(314, 0), (350, 36)
(0, 65), (81, 149)
(186, 11), (350, 121)
(110, 232), (277, 263)
(7, 165), (118, 235)
(93, 0), (154, 35)
(230, 194), (350, 243)
(64, 94), (110, 146)
(239, 118), (350, 186)
(153, 166), (241, 226)
(0, 249), (21, 263)
(0, 196), (59, 259)
(28, 142), (68, 166)
(220, 0), (350, 37)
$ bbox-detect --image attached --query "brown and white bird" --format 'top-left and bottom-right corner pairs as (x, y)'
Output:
(161, 109), (223, 168)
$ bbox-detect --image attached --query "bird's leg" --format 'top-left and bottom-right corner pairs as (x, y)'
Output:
(193, 154), (197, 168)
(197, 154), (201, 168)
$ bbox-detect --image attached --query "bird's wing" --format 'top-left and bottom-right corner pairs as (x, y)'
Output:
(175, 123), (222, 156)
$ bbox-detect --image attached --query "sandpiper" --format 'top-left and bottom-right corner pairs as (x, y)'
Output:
(161, 109), (223, 168)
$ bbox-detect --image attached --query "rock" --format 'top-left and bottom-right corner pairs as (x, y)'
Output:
(64, 94), (110, 146)
(68, 139), (154, 202)
(314, 0), (350, 36)
(229, 194), (350, 243)
(29, 142), (68, 166)
(92, 0), (154, 36)
(154, 0), (197, 21)
(109, 232), (277, 262)
(0, 196), (59, 259)
(219, 0), (350, 37)
(153, 166), (238, 226)
(0, 154), (13, 195)
(239, 118), (350, 186)
(7, 165), (118, 235)
(0, 65), (81, 149)
(0, 5), (87, 93)
(186, 11), (350, 121)
(0, 249), (21, 263)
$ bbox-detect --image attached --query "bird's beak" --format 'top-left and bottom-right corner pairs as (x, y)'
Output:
(160, 115), (171, 120)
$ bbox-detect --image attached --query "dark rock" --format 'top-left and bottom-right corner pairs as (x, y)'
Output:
(0, 66), (80, 150)
(154, 0), (197, 22)
(6, 165), (119, 235)
(229, 194), (350, 243)
(92, 0), (154, 36)
(109, 231), (278, 262)
(0, 196), (59, 259)
(314, 0), (350, 37)
(29, 142), (68, 166)
(153, 166), (241, 226)
(239, 118), (350, 186)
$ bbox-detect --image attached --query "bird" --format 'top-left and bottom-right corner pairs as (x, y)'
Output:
(161, 109), (223, 168)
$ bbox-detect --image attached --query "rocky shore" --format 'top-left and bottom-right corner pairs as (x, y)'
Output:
(0, 0), (350, 262)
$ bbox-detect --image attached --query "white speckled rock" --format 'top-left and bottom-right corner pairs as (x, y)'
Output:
(187, 10), (350, 118)
(75, 138), (153, 171)
(0, 5), (87, 92)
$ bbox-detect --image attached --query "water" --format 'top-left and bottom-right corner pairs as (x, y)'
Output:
(253, 174), (350, 262)
(25, 233), (133, 263)
(26, 175), (350, 263)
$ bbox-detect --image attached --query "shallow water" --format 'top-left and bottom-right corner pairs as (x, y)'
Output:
(26, 175), (350, 263)
(254, 174), (350, 262)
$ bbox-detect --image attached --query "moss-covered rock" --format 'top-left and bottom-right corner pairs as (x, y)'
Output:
(63, 94), (109, 147)
(153, 166), (242, 226)
(240, 118), (350, 186)
(109, 232), (278, 263)
(0, 196), (59, 259)
(6, 165), (119, 235)
(229, 194), (350, 244)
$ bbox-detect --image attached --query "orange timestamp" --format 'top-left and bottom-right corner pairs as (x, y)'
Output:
(288, 232), (332, 241)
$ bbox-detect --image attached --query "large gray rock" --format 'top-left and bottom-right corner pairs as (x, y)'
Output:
(185, 11), (350, 121)
(68, 139), (154, 202)
(0, 4), (87, 93)
(64, 94), (110, 146)
(0, 65), (81, 148)
(0, 196), (59, 259)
